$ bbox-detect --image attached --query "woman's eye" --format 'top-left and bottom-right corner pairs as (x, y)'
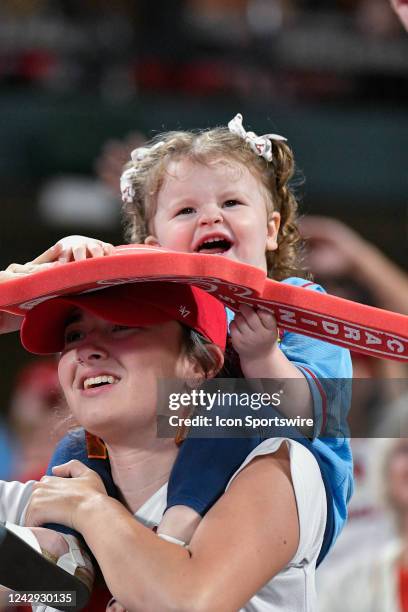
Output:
(176, 207), (195, 216)
(112, 324), (132, 332)
(112, 324), (143, 334)
(64, 329), (84, 345)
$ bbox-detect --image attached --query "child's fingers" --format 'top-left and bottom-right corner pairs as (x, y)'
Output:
(257, 309), (277, 330)
(72, 244), (87, 261)
(231, 312), (252, 335)
(5, 261), (60, 275)
(30, 243), (63, 265)
(87, 240), (114, 258)
(87, 243), (105, 258)
(237, 304), (262, 331)
(103, 243), (115, 255)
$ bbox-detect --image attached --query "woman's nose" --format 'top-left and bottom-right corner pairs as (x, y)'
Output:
(198, 204), (223, 226)
(76, 339), (109, 364)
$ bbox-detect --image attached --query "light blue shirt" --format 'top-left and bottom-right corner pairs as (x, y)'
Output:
(226, 277), (354, 546)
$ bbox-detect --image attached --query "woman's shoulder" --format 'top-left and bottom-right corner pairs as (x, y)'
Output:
(226, 439), (326, 565)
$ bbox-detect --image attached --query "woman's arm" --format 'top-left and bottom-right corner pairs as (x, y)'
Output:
(25, 445), (299, 612)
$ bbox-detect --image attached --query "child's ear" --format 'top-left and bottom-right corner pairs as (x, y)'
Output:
(266, 211), (281, 252)
(145, 235), (161, 246)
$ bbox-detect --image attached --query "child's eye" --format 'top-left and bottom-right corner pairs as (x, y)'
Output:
(223, 200), (241, 208)
(176, 207), (195, 216)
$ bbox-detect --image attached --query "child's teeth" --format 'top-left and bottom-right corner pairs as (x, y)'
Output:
(84, 375), (117, 389)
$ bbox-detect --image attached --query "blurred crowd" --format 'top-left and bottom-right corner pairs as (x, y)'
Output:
(0, 0), (407, 103)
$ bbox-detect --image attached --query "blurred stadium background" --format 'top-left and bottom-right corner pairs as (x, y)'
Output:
(0, 3), (407, 609)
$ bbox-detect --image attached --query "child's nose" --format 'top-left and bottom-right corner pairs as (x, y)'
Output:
(198, 204), (223, 225)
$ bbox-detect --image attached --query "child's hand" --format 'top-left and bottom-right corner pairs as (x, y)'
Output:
(230, 304), (279, 376)
(0, 235), (114, 279)
(53, 235), (115, 262)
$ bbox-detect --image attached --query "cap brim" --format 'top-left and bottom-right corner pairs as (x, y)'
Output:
(21, 294), (172, 355)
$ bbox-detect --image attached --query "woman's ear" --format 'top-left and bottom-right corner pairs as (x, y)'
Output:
(145, 235), (161, 246)
(178, 343), (224, 387)
(203, 344), (224, 380)
(266, 211), (281, 252)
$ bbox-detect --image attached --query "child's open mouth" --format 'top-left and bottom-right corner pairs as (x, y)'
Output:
(195, 236), (233, 255)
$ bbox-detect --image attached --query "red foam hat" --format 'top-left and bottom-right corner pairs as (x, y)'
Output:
(21, 282), (227, 355)
(1, 245), (407, 362)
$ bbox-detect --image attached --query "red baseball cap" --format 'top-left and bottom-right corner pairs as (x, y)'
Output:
(21, 282), (227, 355)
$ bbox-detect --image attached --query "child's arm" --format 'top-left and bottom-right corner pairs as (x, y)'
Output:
(0, 237), (114, 334)
(230, 304), (314, 422)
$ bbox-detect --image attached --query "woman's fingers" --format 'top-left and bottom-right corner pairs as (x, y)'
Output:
(51, 460), (89, 478)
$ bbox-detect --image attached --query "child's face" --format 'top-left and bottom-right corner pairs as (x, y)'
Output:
(145, 158), (280, 273)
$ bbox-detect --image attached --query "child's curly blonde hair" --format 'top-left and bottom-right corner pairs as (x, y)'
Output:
(121, 125), (307, 281)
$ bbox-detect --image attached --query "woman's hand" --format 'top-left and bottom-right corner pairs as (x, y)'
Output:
(24, 460), (108, 532)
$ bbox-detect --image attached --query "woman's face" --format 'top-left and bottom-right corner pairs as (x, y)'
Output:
(58, 309), (192, 444)
(387, 439), (408, 512)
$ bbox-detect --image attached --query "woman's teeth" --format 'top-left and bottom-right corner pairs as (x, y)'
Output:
(83, 375), (118, 390)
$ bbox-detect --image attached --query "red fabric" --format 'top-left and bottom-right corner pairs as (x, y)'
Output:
(20, 281), (227, 355)
(0, 245), (406, 362)
(399, 565), (408, 612)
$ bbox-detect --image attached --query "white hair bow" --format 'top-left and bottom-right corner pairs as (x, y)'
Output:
(120, 166), (137, 204)
(120, 141), (165, 204)
(228, 113), (286, 162)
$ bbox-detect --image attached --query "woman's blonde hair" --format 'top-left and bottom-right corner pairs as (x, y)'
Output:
(121, 126), (308, 281)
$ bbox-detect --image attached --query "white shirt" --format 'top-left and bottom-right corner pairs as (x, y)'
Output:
(135, 438), (326, 612)
(0, 439), (326, 612)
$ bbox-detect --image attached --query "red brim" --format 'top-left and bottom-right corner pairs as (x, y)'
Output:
(21, 294), (172, 354)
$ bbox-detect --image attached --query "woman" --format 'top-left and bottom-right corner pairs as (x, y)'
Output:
(0, 272), (326, 612)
